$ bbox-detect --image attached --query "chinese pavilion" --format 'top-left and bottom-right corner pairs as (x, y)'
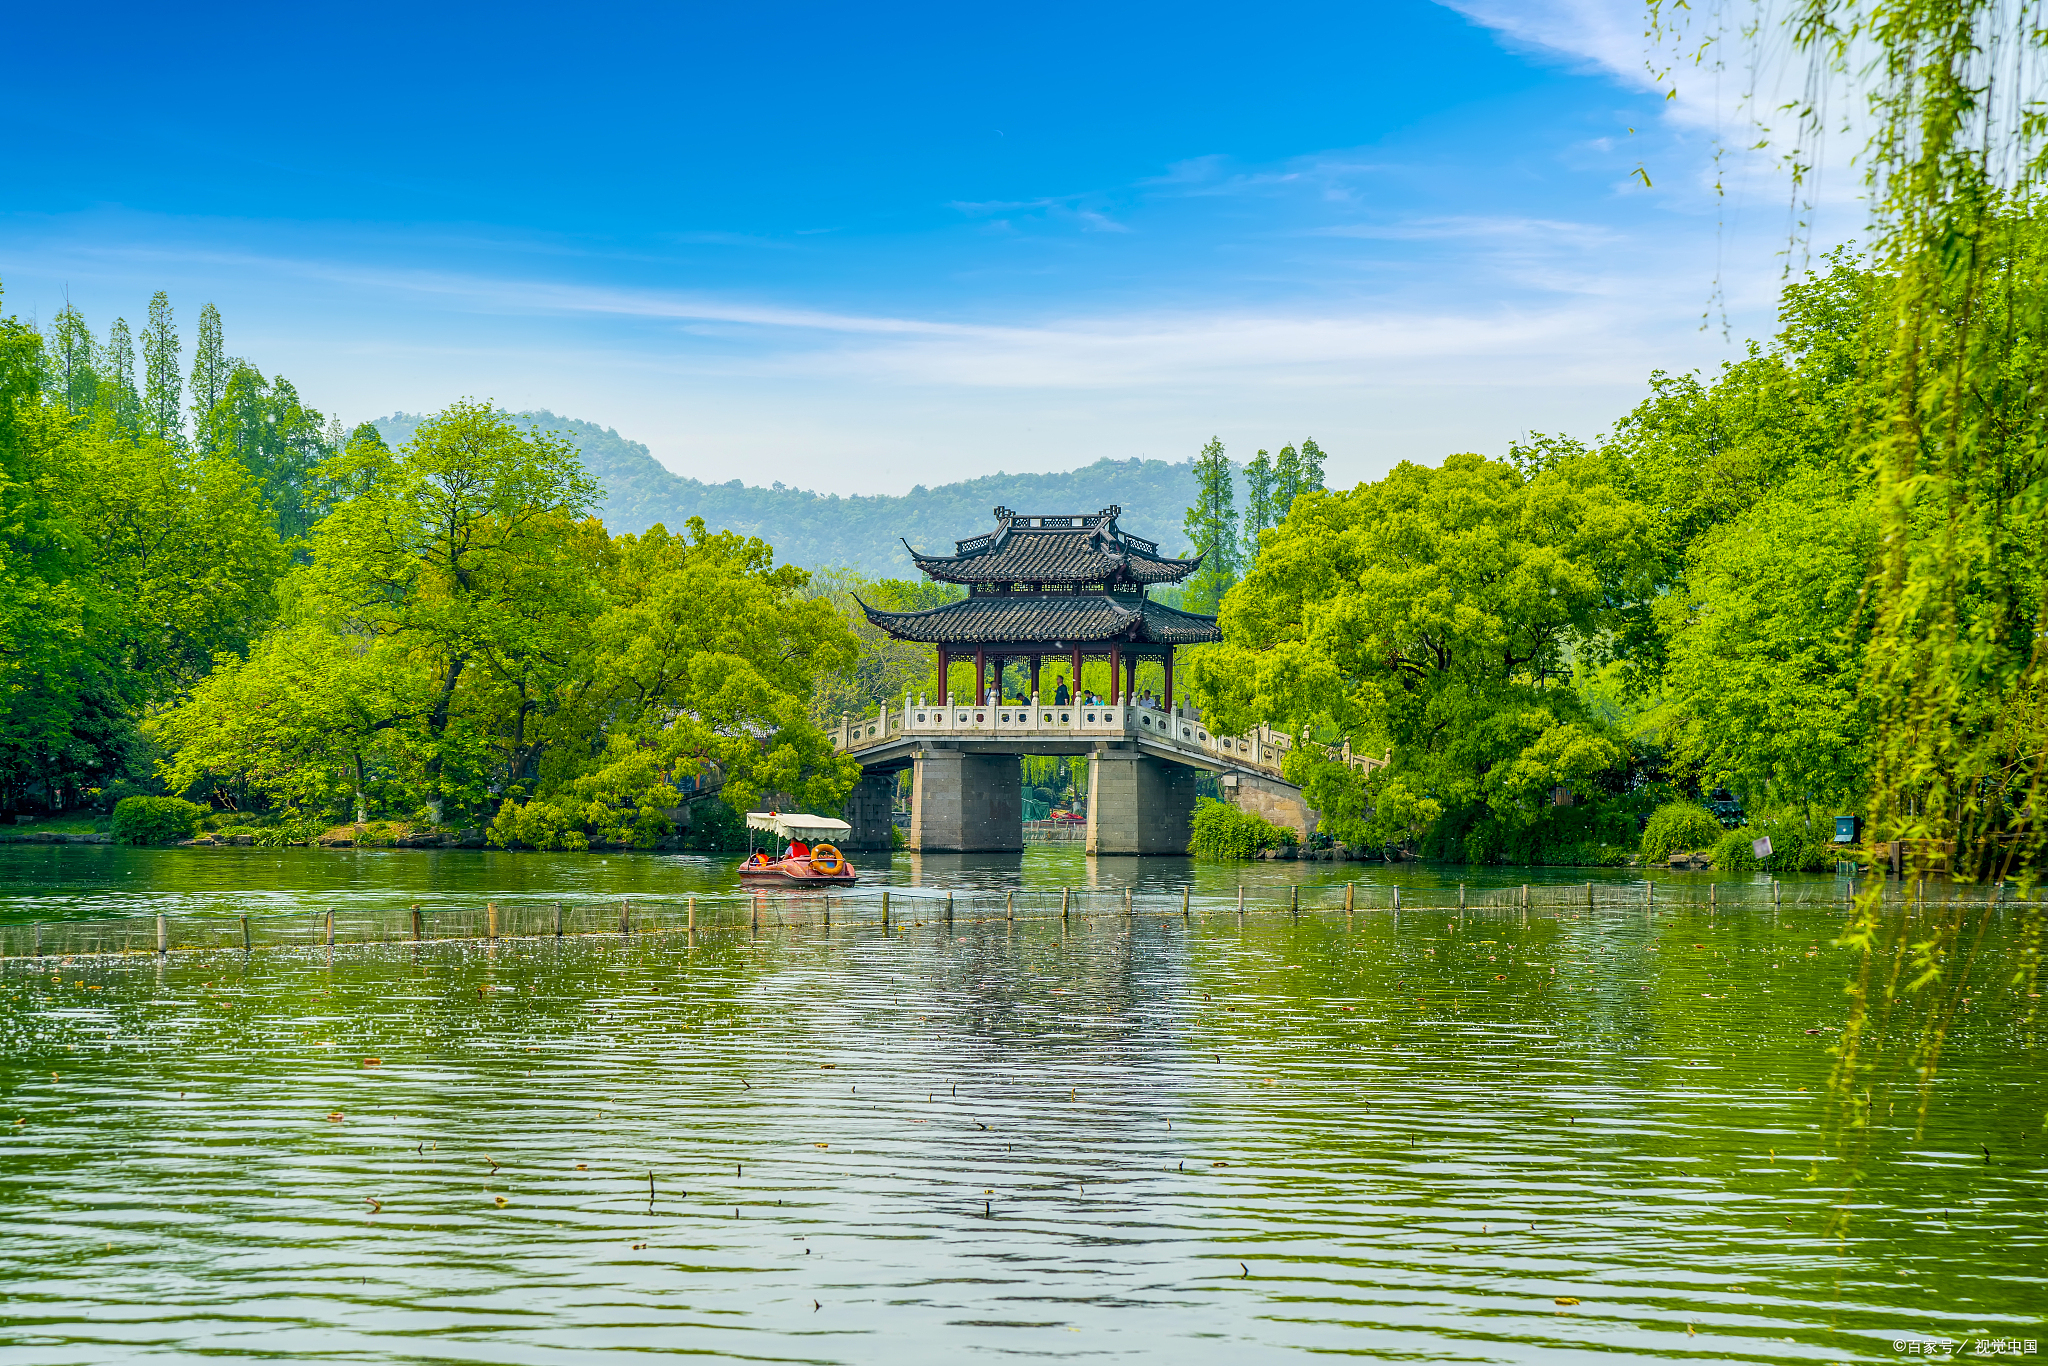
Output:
(860, 505), (1223, 706)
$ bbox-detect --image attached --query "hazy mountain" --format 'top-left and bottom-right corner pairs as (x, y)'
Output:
(372, 410), (1203, 576)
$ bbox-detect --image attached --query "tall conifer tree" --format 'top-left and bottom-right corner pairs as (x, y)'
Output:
(190, 303), (226, 422)
(1183, 436), (1238, 613)
(45, 303), (99, 411)
(1242, 448), (1276, 567)
(142, 291), (182, 441)
(104, 318), (143, 432)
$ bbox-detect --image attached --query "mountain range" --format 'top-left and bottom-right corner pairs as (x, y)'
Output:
(372, 410), (1203, 577)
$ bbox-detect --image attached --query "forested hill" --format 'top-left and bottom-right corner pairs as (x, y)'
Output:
(372, 410), (1199, 575)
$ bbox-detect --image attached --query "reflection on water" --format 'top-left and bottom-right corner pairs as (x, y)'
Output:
(0, 892), (2040, 1363)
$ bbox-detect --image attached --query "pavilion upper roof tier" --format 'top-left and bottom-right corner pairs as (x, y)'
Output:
(858, 592), (1223, 647)
(906, 505), (1204, 587)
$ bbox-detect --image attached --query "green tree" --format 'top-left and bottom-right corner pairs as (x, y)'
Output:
(43, 303), (99, 412)
(1182, 436), (1237, 613)
(1657, 467), (1876, 812)
(1183, 452), (1654, 859)
(189, 303), (226, 423)
(197, 363), (330, 540)
(1241, 449), (1276, 567)
(142, 291), (182, 442)
(301, 400), (600, 823)
(103, 317), (142, 433)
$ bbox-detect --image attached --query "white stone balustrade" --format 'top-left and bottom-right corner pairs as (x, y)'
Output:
(832, 694), (1384, 783)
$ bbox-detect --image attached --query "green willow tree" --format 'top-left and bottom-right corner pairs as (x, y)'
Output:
(1652, 0), (2048, 1229)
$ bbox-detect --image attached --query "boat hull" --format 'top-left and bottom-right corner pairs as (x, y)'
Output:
(738, 858), (857, 885)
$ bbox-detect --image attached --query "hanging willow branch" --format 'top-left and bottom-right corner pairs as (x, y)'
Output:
(1648, 0), (2048, 1237)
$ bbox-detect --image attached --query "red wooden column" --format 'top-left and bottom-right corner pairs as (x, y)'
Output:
(1109, 644), (1121, 703)
(1071, 645), (1083, 702)
(974, 648), (986, 704)
(937, 646), (949, 703)
(1164, 647), (1174, 711)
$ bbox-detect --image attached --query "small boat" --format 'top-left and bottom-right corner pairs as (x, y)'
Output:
(739, 811), (858, 885)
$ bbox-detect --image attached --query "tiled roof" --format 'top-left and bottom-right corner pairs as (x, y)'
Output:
(859, 592), (1222, 646)
(907, 505), (1203, 586)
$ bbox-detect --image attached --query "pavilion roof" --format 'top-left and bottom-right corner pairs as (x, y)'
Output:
(906, 505), (1203, 586)
(858, 592), (1222, 646)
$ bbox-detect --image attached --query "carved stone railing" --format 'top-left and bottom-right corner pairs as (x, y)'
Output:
(831, 696), (1387, 786)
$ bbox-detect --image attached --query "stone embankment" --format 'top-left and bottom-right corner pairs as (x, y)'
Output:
(0, 830), (111, 844)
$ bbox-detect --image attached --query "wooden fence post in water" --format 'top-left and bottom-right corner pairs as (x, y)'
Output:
(1237, 884), (1245, 927)
(325, 911), (334, 948)
(621, 899), (631, 937)
(1125, 887), (1133, 919)
(1586, 881), (1593, 910)
(1390, 886), (1398, 912)
(1184, 886), (1191, 923)
(880, 891), (889, 932)
(33, 923), (41, 958)
(555, 901), (564, 938)
(1773, 880), (1781, 910)
(945, 892), (954, 926)
(1709, 883), (1716, 910)
(1459, 883), (1465, 910)
(1007, 891), (1014, 923)
(1345, 882), (1355, 913)
(1060, 888), (1069, 924)
(412, 904), (423, 942)
(751, 895), (760, 932)
(156, 915), (167, 957)
(487, 902), (498, 941)
(242, 915), (251, 951)
(1521, 884), (1529, 909)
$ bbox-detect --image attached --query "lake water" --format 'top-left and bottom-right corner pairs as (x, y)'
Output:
(1, 845), (2041, 1363)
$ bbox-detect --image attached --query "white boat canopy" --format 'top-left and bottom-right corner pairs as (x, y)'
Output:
(745, 812), (853, 841)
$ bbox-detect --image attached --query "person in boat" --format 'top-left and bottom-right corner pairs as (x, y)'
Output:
(1055, 679), (1070, 705)
(787, 838), (810, 860)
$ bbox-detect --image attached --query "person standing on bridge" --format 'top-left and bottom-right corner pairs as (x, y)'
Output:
(1055, 678), (1070, 705)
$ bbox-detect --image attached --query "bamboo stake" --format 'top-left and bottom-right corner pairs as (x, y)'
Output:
(1237, 884), (1245, 927)
(325, 911), (335, 947)
(621, 898), (631, 936)
(412, 904), (424, 942)
(1183, 886), (1191, 922)
(945, 891), (953, 926)
(157, 914), (168, 957)
(1007, 891), (1014, 922)
(1060, 887), (1069, 924)
(242, 915), (252, 951)
(881, 890), (890, 932)
(487, 902), (497, 941)
(554, 901), (564, 937)
(1345, 882), (1355, 912)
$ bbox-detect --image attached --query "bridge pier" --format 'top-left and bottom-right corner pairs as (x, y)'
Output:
(910, 747), (1022, 852)
(1086, 748), (1197, 855)
(841, 771), (898, 850)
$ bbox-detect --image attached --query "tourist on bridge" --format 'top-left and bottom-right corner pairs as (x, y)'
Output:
(1055, 679), (1070, 705)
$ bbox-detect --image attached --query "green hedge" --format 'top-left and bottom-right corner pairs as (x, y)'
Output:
(1640, 801), (1724, 862)
(112, 796), (208, 845)
(1189, 798), (1298, 859)
(1711, 814), (1839, 873)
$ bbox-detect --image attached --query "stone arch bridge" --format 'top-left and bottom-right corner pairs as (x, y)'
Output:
(831, 697), (1386, 854)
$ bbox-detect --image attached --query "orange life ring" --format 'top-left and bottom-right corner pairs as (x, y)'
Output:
(809, 843), (845, 876)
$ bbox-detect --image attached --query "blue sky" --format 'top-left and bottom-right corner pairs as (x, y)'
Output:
(2, 0), (1832, 493)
